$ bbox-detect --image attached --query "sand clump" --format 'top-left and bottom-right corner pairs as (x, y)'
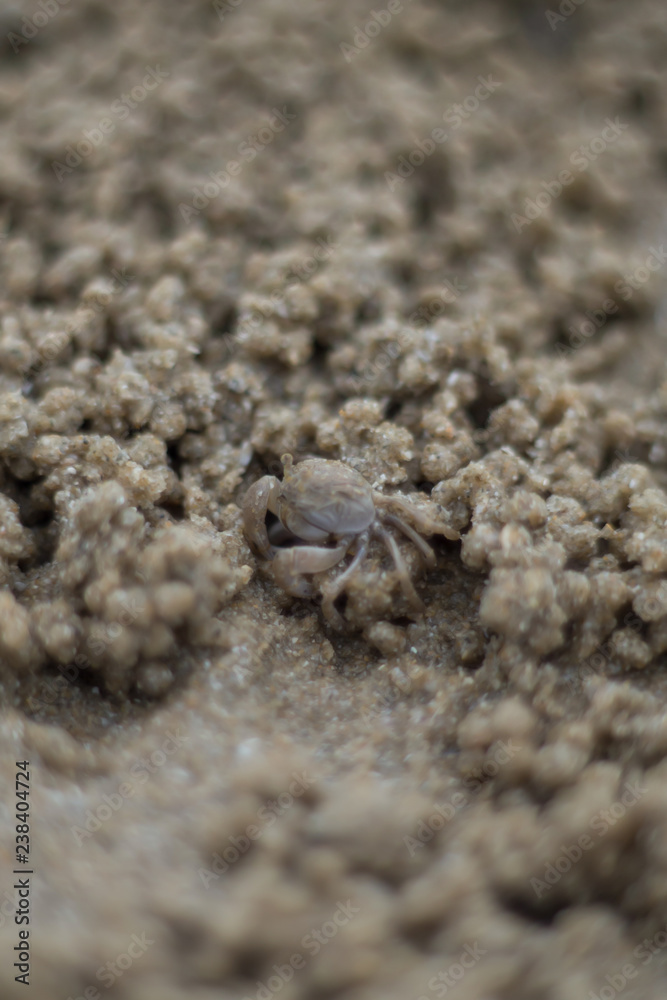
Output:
(1, 0), (667, 997)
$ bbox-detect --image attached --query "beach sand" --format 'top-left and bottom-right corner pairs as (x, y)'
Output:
(1, 1), (667, 997)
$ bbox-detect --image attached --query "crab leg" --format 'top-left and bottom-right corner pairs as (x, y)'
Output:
(381, 512), (436, 569)
(321, 533), (370, 630)
(242, 476), (281, 559)
(375, 525), (425, 612)
(374, 493), (460, 540)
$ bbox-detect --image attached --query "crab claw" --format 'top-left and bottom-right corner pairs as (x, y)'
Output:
(242, 476), (279, 559)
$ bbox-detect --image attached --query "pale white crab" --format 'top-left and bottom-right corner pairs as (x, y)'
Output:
(242, 454), (459, 630)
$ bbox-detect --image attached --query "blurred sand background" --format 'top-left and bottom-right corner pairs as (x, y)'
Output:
(2, 0), (667, 997)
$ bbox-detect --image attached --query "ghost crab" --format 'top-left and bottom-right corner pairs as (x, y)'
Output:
(242, 454), (459, 630)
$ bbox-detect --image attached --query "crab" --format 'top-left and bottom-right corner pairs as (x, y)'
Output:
(242, 454), (459, 630)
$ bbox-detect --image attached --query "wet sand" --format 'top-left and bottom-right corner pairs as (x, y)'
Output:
(2, 1), (667, 997)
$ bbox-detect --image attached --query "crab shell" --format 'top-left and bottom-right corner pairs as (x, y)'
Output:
(276, 456), (375, 543)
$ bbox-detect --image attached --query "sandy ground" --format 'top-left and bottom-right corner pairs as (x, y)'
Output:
(2, 0), (667, 997)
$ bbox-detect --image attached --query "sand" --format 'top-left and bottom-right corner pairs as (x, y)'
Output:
(2, 0), (667, 997)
